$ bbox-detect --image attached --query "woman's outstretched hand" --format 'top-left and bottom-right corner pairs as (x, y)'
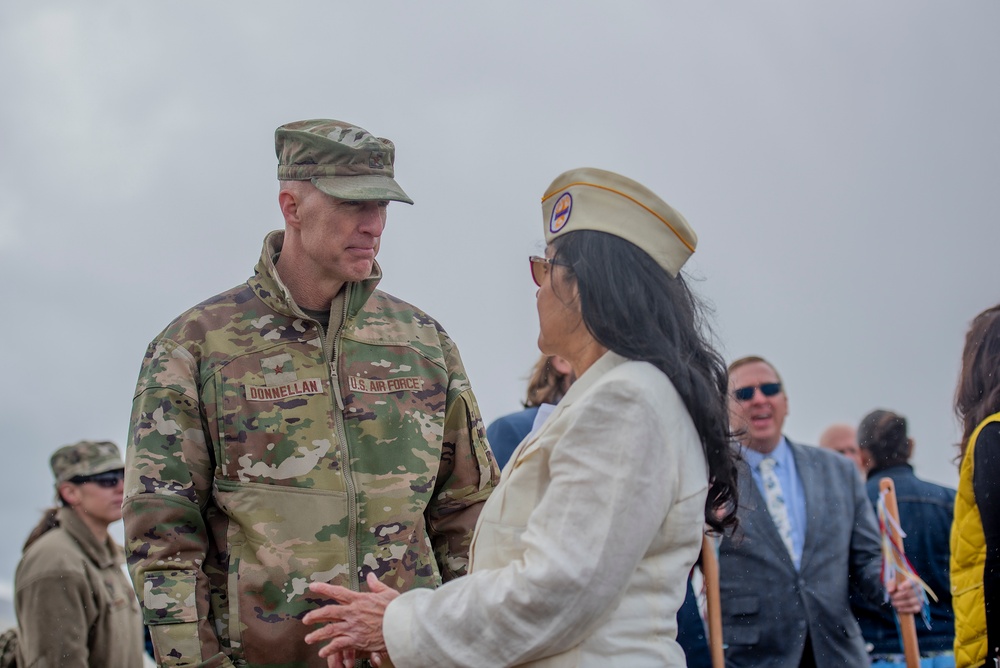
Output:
(303, 572), (400, 665)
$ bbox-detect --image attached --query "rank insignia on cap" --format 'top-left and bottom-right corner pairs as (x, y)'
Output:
(549, 192), (572, 233)
(369, 151), (386, 169)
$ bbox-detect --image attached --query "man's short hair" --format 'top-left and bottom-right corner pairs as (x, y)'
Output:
(858, 409), (910, 467)
(727, 355), (784, 385)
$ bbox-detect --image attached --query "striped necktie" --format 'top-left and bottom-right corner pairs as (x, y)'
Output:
(759, 456), (795, 559)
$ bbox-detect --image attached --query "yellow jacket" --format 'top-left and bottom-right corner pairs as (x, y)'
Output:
(951, 412), (1000, 667)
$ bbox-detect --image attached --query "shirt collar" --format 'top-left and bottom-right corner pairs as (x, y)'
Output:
(741, 436), (791, 471)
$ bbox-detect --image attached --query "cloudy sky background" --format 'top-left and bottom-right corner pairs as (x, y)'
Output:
(1, 2), (997, 599)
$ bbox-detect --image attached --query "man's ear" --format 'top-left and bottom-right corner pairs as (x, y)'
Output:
(279, 189), (301, 230)
(861, 449), (874, 473)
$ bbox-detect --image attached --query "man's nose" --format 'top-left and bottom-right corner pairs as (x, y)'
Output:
(358, 204), (387, 233)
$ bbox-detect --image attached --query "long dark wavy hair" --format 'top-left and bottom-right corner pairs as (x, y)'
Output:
(956, 303), (1000, 461)
(550, 230), (738, 532)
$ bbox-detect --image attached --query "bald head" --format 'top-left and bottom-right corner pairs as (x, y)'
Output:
(819, 423), (866, 474)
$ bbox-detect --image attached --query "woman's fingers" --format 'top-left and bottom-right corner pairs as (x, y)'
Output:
(305, 619), (348, 644)
(324, 647), (355, 668)
(366, 572), (390, 593)
(304, 602), (353, 627)
(309, 581), (359, 602)
(317, 637), (364, 659)
(303, 575), (396, 658)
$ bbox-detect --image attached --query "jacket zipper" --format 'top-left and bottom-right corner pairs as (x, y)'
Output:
(326, 285), (359, 593)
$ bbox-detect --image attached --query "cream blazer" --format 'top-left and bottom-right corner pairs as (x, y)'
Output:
(383, 351), (709, 667)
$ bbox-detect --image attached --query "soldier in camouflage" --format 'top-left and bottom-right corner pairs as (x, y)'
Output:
(123, 119), (499, 668)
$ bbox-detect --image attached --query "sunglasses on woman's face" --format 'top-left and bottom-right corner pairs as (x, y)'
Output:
(70, 470), (125, 488)
(732, 382), (782, 402)
(528, 255), (570, 287)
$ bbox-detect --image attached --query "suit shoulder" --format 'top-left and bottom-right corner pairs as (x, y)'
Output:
(790, 440), (859, 477)
(791, 440), (840, 462)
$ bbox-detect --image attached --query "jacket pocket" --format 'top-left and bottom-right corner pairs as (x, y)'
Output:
(723, 595), (760, 646)
(214, 348), (340, 490)
(143, 569), (199, 624)
(216, 480), (352, 666)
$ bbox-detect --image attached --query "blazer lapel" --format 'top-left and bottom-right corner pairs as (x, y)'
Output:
(788, 440), (820, 572)
(737, 458), (796, 572)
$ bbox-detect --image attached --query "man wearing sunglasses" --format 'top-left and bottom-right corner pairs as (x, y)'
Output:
(717, 356), (920, 667)
(13, 440), (143, 667)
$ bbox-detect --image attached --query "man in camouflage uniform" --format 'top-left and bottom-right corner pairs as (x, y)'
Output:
(123, 119), (499, 668)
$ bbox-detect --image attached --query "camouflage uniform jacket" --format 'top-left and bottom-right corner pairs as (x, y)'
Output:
(124, 230), (498, 668)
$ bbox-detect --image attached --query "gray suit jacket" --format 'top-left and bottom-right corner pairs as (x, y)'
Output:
(719, 439), (884, 667)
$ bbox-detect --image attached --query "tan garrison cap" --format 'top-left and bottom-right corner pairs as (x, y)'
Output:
(275, 119), (413, 204)
(541, 167), (697, 277)
(50, 440), (124, 484)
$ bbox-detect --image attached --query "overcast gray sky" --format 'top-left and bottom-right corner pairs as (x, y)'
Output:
(1, 2), (998, 597)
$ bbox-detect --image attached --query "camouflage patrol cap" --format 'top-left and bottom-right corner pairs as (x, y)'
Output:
(275, 119), (413, 204)
(541, 167), (697, 277)
(50, 440), (124, 484)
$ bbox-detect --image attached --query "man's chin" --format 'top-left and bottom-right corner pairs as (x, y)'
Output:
(343, 261), (376, 281)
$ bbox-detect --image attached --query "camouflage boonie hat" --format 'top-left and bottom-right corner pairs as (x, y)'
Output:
(50, 440), (124, 484)
(275, 119), (413, 204)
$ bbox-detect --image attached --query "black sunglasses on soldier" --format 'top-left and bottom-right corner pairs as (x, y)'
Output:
(70, 469), (125, 488)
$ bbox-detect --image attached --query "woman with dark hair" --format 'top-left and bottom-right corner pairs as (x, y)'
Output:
(951, 304), (1000, 668)
(301, 167), (739, 667)
(486, 354), (575, 469)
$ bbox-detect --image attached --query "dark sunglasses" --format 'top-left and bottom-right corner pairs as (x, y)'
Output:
(528, 255), (570, 287)
(732, 382), (782, 402)
(70, 469), (125, 488)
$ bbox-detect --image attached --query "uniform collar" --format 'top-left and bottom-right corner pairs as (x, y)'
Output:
(249, 230), (383, 321)
(741, 436), (792, 470)
(55, 507), (122, 569)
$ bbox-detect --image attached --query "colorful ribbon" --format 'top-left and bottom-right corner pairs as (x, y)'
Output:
(876, 488), (936, 630)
